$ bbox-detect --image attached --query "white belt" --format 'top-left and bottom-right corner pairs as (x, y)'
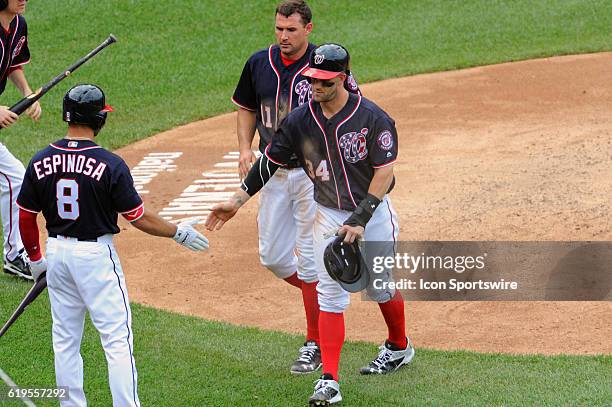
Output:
(50, 233), (113, 244)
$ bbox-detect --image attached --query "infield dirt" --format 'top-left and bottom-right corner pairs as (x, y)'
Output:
(114, 53), (611, 355)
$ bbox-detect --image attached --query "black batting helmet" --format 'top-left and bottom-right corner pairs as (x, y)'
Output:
(63, 84), (113, 134)
(0, 0), (28, 11)
(303, 43), (350, 80)
(323, 236), (368, 293)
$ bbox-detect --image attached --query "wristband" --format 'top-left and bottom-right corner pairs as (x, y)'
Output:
(343, 194), (381, 228)
(241, 154), (281, 196)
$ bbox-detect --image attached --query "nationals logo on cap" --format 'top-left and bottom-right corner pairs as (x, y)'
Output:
(314, 54), (325, 65)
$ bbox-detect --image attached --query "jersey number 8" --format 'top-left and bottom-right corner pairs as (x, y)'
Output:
(56, 179), (80, 220)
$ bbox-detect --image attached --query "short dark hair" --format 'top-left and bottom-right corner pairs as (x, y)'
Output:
(276, 0), (312, 25)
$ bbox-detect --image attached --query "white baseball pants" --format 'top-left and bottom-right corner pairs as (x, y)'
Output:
(257, 168), (317, 283)
(314, 196), (400, 313)
(0, 142), (24, 261)
(46, 235), (140, 407)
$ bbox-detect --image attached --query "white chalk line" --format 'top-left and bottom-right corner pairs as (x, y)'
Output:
(0, 366), (36, 406)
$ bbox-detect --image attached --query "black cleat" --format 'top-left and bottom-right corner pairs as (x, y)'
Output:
(3, 249), (33, 281)
(291, 341), (322, 375)
(308, 373), (342, 406)
(360, 339), (415, 375)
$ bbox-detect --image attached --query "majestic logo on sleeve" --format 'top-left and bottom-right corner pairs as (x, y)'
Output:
(295, 79), (312, 106)
(339, 128), (369, 163)
(377, 130), (394, 151)
(12, 36), (26, 59)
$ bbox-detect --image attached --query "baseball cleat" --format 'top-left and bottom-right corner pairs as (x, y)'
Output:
(3, 249), (33, 281)
(291, 340), (322, 375)
(359, 338), (415, 375)
(308, 373), (342, 406)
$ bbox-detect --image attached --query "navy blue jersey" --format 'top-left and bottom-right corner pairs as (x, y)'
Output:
(265, 93), (398, 211)
(0, 15), (30, 95)
(232, 44), (316, 158)
(17, 139), (143, 239)
(232, 43), (360, 164)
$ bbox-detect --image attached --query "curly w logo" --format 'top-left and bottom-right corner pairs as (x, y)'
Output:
(338, 129), (368, 163)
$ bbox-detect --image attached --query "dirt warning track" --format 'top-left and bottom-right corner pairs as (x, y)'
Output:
(115, 53), (612, 355)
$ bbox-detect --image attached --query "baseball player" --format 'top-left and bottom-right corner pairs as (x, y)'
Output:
(232, 0), (359, 374)
(0, 0), (42, 280)
(208, 44), (414, 406)
(17, 84), (209, 407)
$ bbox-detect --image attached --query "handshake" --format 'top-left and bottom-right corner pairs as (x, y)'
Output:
(28, 220), (209, 281)
(172, 220), (209, 251)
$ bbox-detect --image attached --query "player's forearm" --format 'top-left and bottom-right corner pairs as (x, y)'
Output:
(8, 69), (32, 96)
(344, 166), (394, 228)
(18, 209), (42, 261)
(367, 165), (394, 199)
(131, 210), (177, 238)
(237, 108), (257, 151)
(231, 189), (251, 209)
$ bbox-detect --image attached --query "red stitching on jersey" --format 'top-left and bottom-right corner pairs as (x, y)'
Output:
(264, 144), (286, 166)
(16, 202), (39, 214)
(49, 143), (102, 152)
(8, 16), (18, 57)
(0, 16), (17, 83)
(121, 203), (144, 222)
(333, 94), (362, 208)
(386, 199), (397, 255)
(119, 202), (144, 215)
(372, 159), (396, 169)
(231, 96), (256, 112)
(3, 16), (18, 75)
(309, 101), (341, 209)
(268, 46), (281, 128)
(0, 170), (14, 256)
(0, 31), (5, 78)
(9, 57), (29, 68)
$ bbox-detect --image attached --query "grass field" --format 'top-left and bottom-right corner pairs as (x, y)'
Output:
(1, 0), (611, 160)
(1, 278), (611, 406)
(0, 0), (611, 405)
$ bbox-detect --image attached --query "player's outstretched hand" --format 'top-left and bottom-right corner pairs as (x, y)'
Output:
(173, 220), (209, 251)
(0, 106), (18, 128)
(25, 100), (42, 121)
(238, 149), (256, 179)
(30, 257), (47, 281)
(338, 224), (365, 244)
(205, 201), (240, 231)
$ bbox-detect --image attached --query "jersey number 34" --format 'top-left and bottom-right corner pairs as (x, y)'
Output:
(305, 159), (330, 181)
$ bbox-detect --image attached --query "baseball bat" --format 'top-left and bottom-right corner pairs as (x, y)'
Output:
(6, 34), (117, 117)
(0, 273), (47, 339)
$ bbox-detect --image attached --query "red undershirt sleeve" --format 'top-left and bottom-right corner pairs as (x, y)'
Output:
(19, 208), (42, 261)
(7, 65), (23, 75)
